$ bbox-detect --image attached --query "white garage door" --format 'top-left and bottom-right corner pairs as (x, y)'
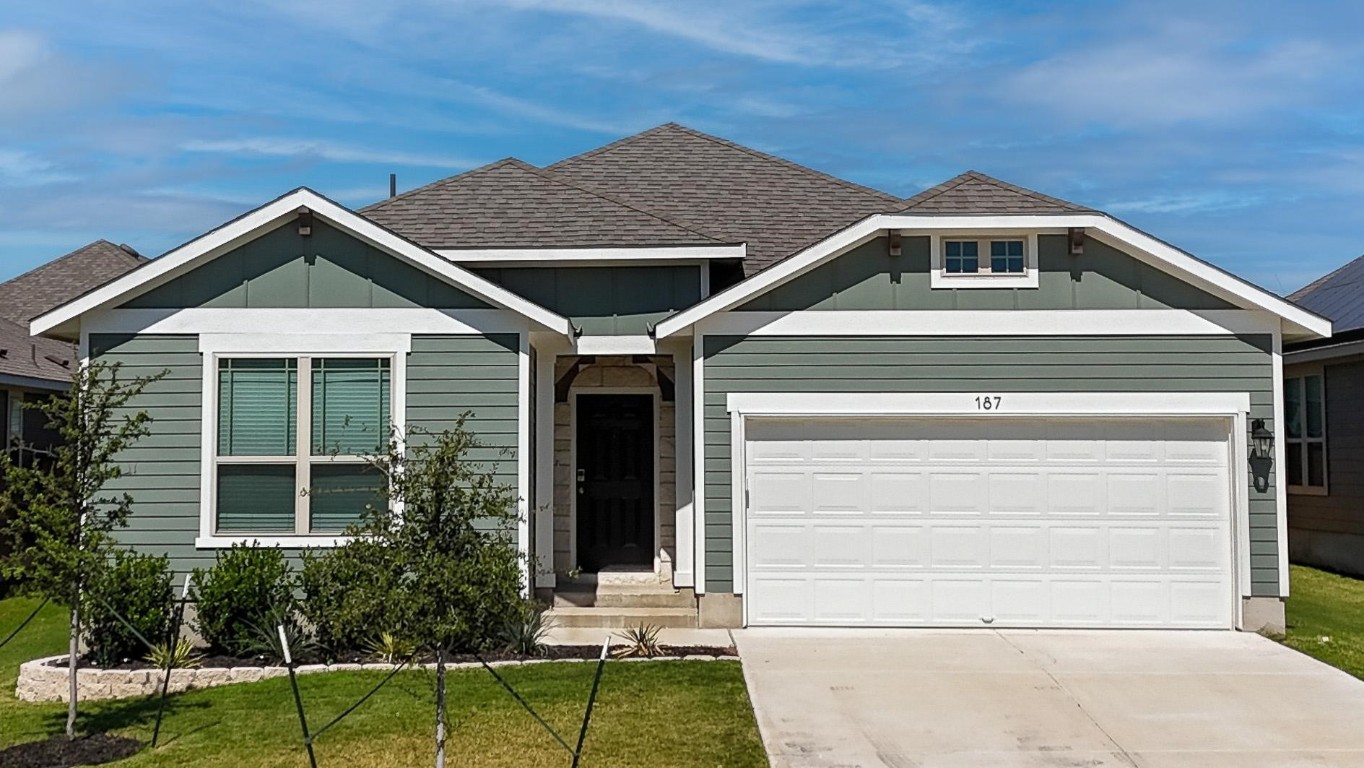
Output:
(744, 417), (1235, 628)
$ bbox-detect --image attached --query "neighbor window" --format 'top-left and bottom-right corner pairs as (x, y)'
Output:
(1285, 373), (1326, 492)
(936, 237), (1032, 284)
(215, 356), (389, 534)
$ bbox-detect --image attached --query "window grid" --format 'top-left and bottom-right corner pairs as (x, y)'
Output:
(942, 238), (1028, 277)
(215, 355), (390, 535)
(1285, 373), (1327, 491)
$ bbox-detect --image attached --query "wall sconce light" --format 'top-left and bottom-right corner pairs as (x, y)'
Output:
(1068, 227), (1086, 255)
(887, 231), (903, 257)
(1250, 418), (1274, 460)
(297, 207), (313, 237)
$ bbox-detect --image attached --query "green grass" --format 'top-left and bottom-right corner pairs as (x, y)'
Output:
(1285, 564), (1364, 680)
(0, 597), (766, 766)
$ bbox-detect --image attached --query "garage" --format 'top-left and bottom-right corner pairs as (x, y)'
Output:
(743, 416), (1236, 628)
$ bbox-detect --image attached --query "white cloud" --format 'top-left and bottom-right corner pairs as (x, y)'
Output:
(0, 28), (133, 118)
(0, 150), (74, 186)
(1103, 192), (1261, 215)
(180, 138), (481, 169)
(1001, 25), (1342, 125)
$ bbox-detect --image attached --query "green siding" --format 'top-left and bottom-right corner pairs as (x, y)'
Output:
(407, 334), (522, 533)
(740, 235), (1235, 311)
(701, 335), (1278, 595)
(472, 265), (701, 334)
(123, 221), (491, 309)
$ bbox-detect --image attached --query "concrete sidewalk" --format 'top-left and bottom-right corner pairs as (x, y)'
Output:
(736, 628), (1364, 767)
(544, 626), (735, 648)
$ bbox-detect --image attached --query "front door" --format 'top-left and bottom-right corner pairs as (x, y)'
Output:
(576, 394), (654, 572)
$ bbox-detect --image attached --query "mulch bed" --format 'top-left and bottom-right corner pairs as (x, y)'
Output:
(48, 644), (738, 671)
(0, 734), (141, 767)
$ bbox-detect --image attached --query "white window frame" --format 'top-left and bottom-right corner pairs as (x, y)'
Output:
(1286, 368), (1328, 496)
(196, 334), (408, 548)
(923, 233), (1041, 289)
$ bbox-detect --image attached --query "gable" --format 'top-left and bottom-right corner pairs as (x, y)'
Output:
(472, 264), (703, 334)
(121, 220), (491, 310)
(739, 235), (1235, 312)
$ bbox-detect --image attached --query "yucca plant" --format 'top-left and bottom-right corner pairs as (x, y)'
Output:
(145, 638), (202, 670)
(243, 602), (317, 665)
(500, 605), (553, 656)
(364, 631), (416, 665)
(612, 623), (666, 658)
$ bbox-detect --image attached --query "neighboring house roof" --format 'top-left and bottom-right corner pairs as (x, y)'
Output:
(0, 240), (144, 325)
(1289, 253), (1364, 335)
(362, 157), (725, 249)
(0, 316), (74, 389)
(899, 170), (1095, 214)
(31, 188), (575, 339)
(0, 240), (142, 387)
(545, 123), (904, 274)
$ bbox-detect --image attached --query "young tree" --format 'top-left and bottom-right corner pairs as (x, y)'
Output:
(320, 418), (524, 768)
(0, 361), (164, 739)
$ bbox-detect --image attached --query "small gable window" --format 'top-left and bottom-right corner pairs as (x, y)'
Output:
(931, 235), (1038, 289)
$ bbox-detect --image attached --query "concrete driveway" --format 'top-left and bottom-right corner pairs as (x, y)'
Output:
(735, 629), (1364, 767)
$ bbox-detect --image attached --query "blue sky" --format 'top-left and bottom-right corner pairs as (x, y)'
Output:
(1, 1), (1361, 294)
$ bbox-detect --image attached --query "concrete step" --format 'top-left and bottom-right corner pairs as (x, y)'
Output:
(553, 584), (696, 609)
(547, 606), (698, 629)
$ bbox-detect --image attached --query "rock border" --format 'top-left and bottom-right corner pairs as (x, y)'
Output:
(15, 653), (738, 702)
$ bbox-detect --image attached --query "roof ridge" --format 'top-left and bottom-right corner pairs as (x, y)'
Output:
(548, 122), (902, 205)
(0, 239), (143, 289)
(360, 158), (517, 213)
(961, 169), (1090, 211)
(1290, 252), (1364, 301)
(900, 170), (1091, 213)
(897, 172), (975, 209)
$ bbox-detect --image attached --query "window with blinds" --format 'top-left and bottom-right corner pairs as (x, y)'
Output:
(215, 356), (391, 534)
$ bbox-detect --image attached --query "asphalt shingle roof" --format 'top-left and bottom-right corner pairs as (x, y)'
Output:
(546, 123), (903, 274)
(1290, 253), (1364, 334)
(899, 171), (1094, 214)
(0, 240), (145, 326)
(0, 240), (143, 385)
(361, 157), (723, 249)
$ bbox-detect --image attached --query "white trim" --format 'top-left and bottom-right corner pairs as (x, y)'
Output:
(199, 336), (407, 544)
(929, 233), (1039, 289)
(200, 333), (412, 356)
(517, 333), (532, 597)
(1284, 363), (1329, 497)
(435, 245), (745, 262)
(726, 391), (1252, 416)
(692, 336), (707, 594)
(1273, 327), (1290, 594)
(573, 336), (657, 355)
(654, 213), (1330, 340)
(732, 400), (1251, 623)
(1285, 339), (1364, 364)
(697, 309), (1281, 337)
(669, 339), (695, 587)
(87, 308), (532, 336)
(32, 188), (573, 338)
(533, 344), (559, 588)
(569, 386), (663, 575)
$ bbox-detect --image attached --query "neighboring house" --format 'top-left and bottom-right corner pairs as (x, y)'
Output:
(29, 124), (1329, 634)
(1283, 256), (1364, 576)
(1, 240), (145, 463)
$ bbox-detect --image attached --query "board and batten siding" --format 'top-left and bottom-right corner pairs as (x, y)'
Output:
(701, 335), (1278, 595)
(406, 334), (522, 534)
(94, 332), (524, 574)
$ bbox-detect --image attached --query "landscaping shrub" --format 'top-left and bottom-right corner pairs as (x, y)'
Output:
(83, 549), (173, 667)
(192, 543), (295, 655)
(298, 539), (408, 654)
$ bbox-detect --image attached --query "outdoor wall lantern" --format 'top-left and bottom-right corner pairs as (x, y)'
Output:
(1250, 418), (1274, 460)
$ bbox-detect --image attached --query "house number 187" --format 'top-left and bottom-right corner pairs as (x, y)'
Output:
(975, 396), (1002, 411)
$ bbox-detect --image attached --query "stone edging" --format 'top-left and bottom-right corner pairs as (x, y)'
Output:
(15, 653), (738, 702)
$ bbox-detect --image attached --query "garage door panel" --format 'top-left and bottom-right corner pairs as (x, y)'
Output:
(745, 417), (1234, 628)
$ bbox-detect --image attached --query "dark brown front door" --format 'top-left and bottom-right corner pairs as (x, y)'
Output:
(576, 394), (654, 572)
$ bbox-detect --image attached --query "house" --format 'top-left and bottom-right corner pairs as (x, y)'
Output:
(29, 124), (1329, 633)
(1282, 256), (1364, 577)
(1, 241), (145, 463)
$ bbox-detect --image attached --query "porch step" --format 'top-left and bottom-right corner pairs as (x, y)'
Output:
(546, 606), (698, 629)
(552, 583), (696, 609)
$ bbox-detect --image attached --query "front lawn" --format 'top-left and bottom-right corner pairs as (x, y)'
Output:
(0, 597), (766, 767)
(1285, 564), (1364, 680)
